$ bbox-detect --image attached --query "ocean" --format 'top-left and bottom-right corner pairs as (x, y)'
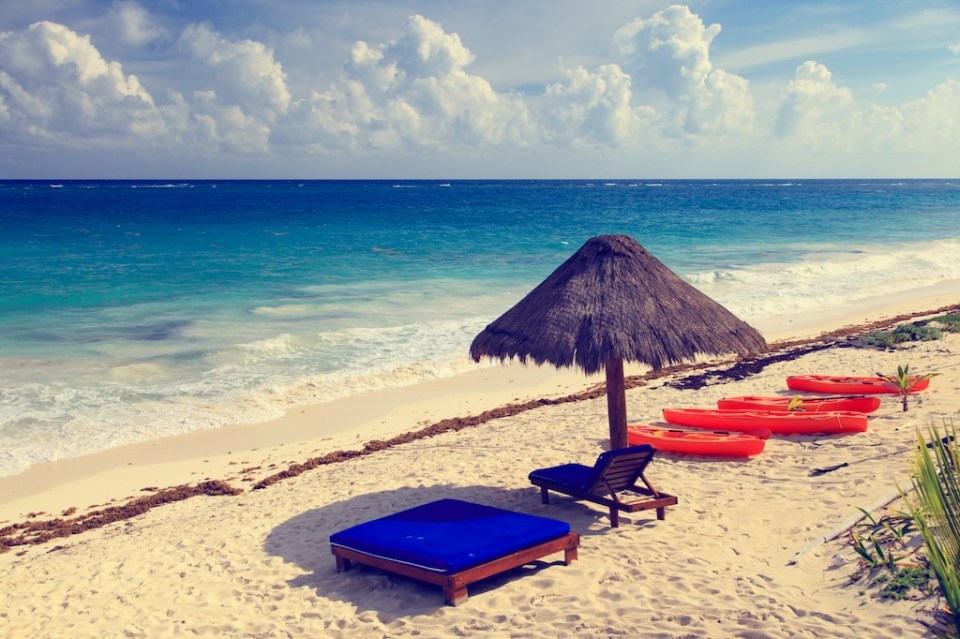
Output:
(2, 179), (959, 477)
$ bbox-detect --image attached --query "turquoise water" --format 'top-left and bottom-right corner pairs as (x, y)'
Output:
(2, 179), (959, 475)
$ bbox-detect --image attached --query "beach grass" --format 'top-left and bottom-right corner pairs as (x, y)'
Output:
(909, 421), (960, 636)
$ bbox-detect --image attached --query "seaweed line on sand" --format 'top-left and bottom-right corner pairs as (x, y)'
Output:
(0, 481), (240, 553)
(2, 303), (956, 553)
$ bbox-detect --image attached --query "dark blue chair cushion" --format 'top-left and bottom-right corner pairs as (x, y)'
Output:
(527, 463), (595, 492)
(329, 498), (571, 574)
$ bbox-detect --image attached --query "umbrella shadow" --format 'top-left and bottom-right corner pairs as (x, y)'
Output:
(263, 482), (657, 616)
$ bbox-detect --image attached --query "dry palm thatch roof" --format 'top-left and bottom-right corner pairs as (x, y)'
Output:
(470, 234), (767, 374)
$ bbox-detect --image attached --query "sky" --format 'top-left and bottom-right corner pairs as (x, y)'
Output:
(1, 1), (959, 179)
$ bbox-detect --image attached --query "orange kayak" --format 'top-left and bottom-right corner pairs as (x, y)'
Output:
(717, 395), (882, 413)
(786, 374), (930, 395)
(627, 424), (769, 457)
(662, 408), (868, 435)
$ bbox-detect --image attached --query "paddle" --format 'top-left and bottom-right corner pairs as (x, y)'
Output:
(809, 436), (956, 476)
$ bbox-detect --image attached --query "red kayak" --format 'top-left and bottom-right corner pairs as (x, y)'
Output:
(662, 408), (868, 435)
(786, 374), (930, 395)
(717, 395), (882, 413)
(627, 424), (769, 457)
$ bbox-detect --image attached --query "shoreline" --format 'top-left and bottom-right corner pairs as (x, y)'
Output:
(1, 283), (958, 529)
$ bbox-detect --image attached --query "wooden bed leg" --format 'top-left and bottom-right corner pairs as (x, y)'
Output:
(335, 555), (351, 572)
(564, 545), (578, 564)
(656, 506), (666, 521)
(444, 582), (469, 606)
(540, 486), (550, 504)
(609, 507), (619, 528)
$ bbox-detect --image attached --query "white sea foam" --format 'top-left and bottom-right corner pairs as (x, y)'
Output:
(0, 316), (493, 477)
(131, 183), (193, 189)
(251, 304), (318, 317)
(686, 238), (960, 322)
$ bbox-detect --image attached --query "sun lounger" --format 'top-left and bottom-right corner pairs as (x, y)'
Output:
(528, 444), (678, 527)
(329, 498), (580, 606)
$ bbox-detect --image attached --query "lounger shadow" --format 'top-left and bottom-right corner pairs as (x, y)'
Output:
(528, 444), (678, 527)
(329, 498), (579, 606)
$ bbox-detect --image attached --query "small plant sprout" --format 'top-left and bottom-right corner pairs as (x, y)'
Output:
(786, 396), (805, 412)
(876, 364), (937, 412)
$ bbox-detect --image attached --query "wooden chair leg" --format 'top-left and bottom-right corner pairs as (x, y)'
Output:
(656, 506), (666, 521)
(540, 487), (550, 504)
(609, 507), (619, 528)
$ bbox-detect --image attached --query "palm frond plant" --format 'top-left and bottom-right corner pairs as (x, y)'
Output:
(876, 364), (937, 412)
(908, 422), (960, 635)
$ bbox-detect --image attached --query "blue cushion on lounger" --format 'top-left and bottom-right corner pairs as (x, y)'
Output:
(527, 463), (594, 492)
(329, 498), (571, 574)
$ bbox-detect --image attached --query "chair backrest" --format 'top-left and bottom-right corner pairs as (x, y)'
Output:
(584, 445), (656, 496)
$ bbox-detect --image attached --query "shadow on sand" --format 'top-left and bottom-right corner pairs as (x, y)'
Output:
(262, 481), (667, 615)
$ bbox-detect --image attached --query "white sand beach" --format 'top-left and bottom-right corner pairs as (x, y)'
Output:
(2, 295), (959, 638)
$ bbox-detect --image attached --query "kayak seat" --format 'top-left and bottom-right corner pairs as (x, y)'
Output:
(528, 444), (678, 527)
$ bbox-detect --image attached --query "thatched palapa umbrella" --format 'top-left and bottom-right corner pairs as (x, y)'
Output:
(470, 234), (767, 450)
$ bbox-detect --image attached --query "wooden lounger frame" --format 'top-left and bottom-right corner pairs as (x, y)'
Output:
(530, 445), (678, 527)
(332, 531), (580, 606)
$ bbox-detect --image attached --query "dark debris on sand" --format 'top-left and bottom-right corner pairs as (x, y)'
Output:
(0, 481), (241, 553)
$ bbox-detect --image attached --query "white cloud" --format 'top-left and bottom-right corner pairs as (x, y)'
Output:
(179, 23), (291, 119)
(275, 15), (534, 152)
(775, 60), (853, 141)
(614, 5), (720, 99)
(717, 29), (871, 72)
(540, 63), (649, 146)
(899, 78), (960, 148)
(108, 2), (166, 47)
(189, 91), (272, 154)
(949, 42), (960, 54)
(0, 20), (164, 143)
(613, 4), (754, 135)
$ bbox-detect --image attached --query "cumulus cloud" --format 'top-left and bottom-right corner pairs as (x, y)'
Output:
(900, 78), (960, 148)
(0, 20), (164, 143)
(169, 23), (295, 153)
(179, 23), (291, 119)
(950, 42), (960, 54)
(274, 15), (534, 151)
(769, 61), (959, 165)
(108, 2), (166, 47)
(775, 60), (853, 140)
(613, 4), (754, 135)
(539, 63), (648, 146)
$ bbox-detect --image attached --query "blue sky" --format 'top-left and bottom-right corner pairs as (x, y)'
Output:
(1, 1), (959, 178)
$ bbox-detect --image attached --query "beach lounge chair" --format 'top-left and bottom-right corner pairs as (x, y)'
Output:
(528, 444), (678, 527)
(330, 498), (579, 606)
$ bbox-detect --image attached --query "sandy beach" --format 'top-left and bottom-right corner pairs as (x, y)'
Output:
(2, 293), (959, 638)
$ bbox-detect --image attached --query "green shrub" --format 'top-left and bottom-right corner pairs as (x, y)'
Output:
(878, 565), (937, 600)
(932, 312), (960, 333)
(895, 323), (943, 341)
(858, 332), (899, 348)
(858, 323), (943, 348)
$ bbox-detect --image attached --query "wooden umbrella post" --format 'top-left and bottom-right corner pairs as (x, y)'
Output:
(605, 357), (628, 450)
